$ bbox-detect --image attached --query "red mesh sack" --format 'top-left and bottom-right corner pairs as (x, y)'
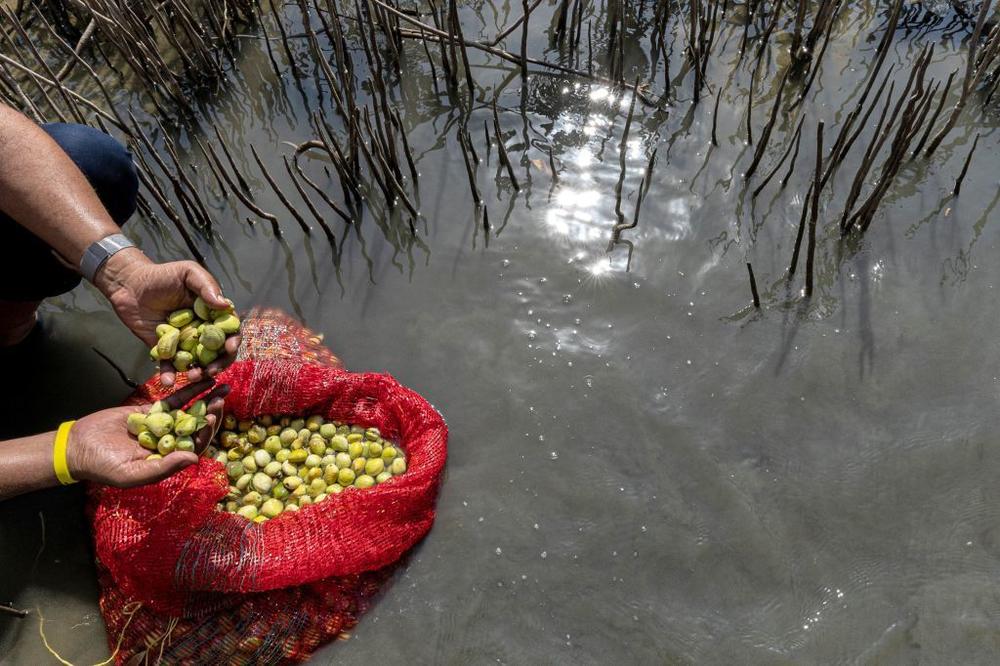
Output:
(87, 309), (448, 664)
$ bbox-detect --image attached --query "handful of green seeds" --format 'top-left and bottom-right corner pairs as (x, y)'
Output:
(127, 399), (211, 457)
(205, 414), (408, 523)
(151, 296), (241, 371)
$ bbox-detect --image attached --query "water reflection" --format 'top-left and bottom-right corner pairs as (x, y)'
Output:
(541, 86), (696, 262)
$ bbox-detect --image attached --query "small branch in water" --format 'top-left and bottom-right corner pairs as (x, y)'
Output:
(747, 262), (761, 308)
(805, 121), (824, 298)
(952, 132), (980, 197)
(711, 84), (722, 147)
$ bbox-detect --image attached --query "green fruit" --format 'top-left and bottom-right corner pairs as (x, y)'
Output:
(348, 441), (364, 459)
(351, 457), (366, 474)
(252, 472), (272, 494)
(199, 325), (226, 352)
(155, 323), (178, 338)
(330, 435), (349, 452)
(149, 400), (170, 414)
(309, 439), (326, 456)
(167, 308), (195, 328)
(137, 431), (158, 451)
(279, 428), (298, 445)
(306, 415), (324, 432)
(283, 503), (299, 513)
(174, 413), (198, 437)
(146, 413), (174, 438)
(178, 327), (199, 352)
(367, 441), (382, 457)
(242, 491), (262, 506)
(390, 458), (407, 475)
(365, 428), (381, 441)
(253, 449), (271, 468)
(188, 400), (207, 418)
(261, 498), (283, 518)
(281, 461), (298, 477)
(330, 483), (344, 494)
(381, 446), (397, 461)
(264, 436), (282, 454)
(319, 423), (336, 439)
(157, 328), (180, 360)
(247, 425), (266, 445)
(365, 458), (385, 476)
(126, 413), (147, 436)
(288, 449), (308, 464)
(241, 455), (257, 473)
(226, 462), (244, 480)
(337, 468), (355, 486)
(157, 434), (177, 455)
(354, 474), (375, 489)
(149, 345), (160, 361)
(196, 344), (218, 366)
(304, 454), (321, 469)
(375, 471), (392, 484)
(172, 351), (194, 372)
(335, 452), (351, 469)
(214, 313), (241, 334)
(264, 461), (282, 478)
(236, 505), (258, 520)
(235, 473), (253, 491)
(308, 478), (327, 496)
(193, 296), (212, 321)
(283, 476), (303, 490)
(176, 436), (195, 452)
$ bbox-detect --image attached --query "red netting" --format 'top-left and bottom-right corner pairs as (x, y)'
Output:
(87, 309), (447, 664)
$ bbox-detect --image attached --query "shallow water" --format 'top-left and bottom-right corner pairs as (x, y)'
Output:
(3, 0), (1000, 663)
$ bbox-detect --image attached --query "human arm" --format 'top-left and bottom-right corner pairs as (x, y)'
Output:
(0, 383), (228, 502)
(0, 104), (239, 384)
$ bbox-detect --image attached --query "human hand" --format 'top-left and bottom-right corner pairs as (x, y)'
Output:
(93, 249), (241, 386)
(67, 382), (229, 488)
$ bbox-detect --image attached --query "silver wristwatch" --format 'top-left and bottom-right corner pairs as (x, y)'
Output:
(79, 233), (136, 283)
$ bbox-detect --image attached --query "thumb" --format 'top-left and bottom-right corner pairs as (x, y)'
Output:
(180, 262), (229, 309)
(124, 452), (198, 487)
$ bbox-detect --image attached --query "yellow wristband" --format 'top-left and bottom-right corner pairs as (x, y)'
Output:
(53, 420), (77, 485)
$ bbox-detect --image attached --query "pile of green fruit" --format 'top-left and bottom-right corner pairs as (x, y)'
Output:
(127, 399), (210, 457)
(205, 415), (408, 523)
(151, 296), (241, 371)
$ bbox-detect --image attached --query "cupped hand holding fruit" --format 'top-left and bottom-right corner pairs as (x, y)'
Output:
(93, 252), (241, 386)
(68, 382), (229, 488)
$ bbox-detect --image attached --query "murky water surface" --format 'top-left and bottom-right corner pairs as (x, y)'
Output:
(3, 0), (1000, 663)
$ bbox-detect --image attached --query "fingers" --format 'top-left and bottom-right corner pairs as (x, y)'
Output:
(194, 413), (218, 454)
(224, 334), (241, 356)
(159, 360), (176, 387)
(164, 379), (216, 409)
(121, 451), (199, 487)
(181, 261), (229, 309)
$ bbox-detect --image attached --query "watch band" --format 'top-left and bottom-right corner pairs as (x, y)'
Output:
(79, 233), (135, 283)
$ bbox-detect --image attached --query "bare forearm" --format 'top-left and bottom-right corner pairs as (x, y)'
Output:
(0, 104), (120, 267)
(0, 431), (58, 501)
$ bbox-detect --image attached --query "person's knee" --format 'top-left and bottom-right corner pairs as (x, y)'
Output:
(42, 123), (139, 226)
